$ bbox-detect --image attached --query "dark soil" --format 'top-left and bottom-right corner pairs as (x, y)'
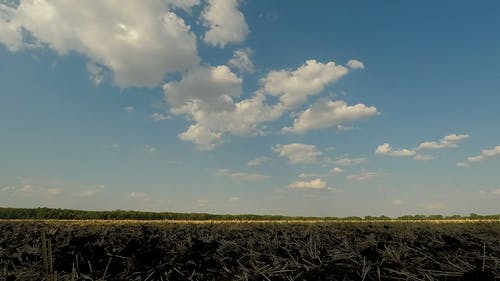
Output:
(0, 221), (499, 280)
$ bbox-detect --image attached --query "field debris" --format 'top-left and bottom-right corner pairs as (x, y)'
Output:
(0, 221), (499, 280)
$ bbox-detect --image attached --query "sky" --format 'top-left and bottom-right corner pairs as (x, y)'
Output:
(1, 0), (500, 217)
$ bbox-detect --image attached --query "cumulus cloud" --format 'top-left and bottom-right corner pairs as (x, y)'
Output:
(421, 202), (446, 210)
(491, 189), (500, 195)
(346, 172), (382, 182)
(216, 168), (270, 181)
(175, 93), (281, 150)
(464, 145), (500, 165)
(86, 62), (107, 86)
(0, 0), (199, 87)
(128, 192), (147, 198)
(456, 162), (470, 168)
(261, 59), (350, 109)
(178, 124), (223, 151)
(283, 99), (378, 134)
(335, 157), (366, 166)
(78, 189), (99, 198)
(227, 196), (240, 202)
(164, 65), (283, 150)
(346, 59), (365, 70)
(128, 191), (167, 204)
(228, 48), (254, 73)
(416, 134), (469, 150)
(124, 106), (134, 113)
(46, 187), (62, 196)
(201, 0), (249, 47)
(330, 167), (344, 174)
(273, 143), (322, 164)
(196, 199), (209, 207)
(413, 154), (434, 161)
(164, 58), (369, 150)
(288, 178), (327, 190)
(164, 65), (242, 114)
(375, 143), (416, 157)
(377, 134), (469, 161)
(247, 156), (270, 166)
(144, 145), (157, 154)
(392, 199), (404, 206)
(1, 186), (16, 192)
(3, 178), (64, 197)
(336, 125), (358, 132)
(298, 173), (319, 179)
(150, 113), (171, 121)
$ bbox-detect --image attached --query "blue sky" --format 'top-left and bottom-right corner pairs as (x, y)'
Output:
(1, 0), (500, 217)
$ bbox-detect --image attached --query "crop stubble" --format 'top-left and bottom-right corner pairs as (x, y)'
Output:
(0, 220), (499, 280)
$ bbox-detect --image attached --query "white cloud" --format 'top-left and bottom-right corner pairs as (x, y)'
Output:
(0, 0), (199, 87)
(283, 99), (378, 134)
(46, 187), (62, 196)
(273, 143), (322, 164)
(465, 145), (500, 164)
(150, 113), (171, 121)
(144, 145), (157, 154)
(124, 106), (134, 113)
(165, 59), (365, 150)
(377, 134), (469, 161)
(491, 189), (500, 195)
(330, 167), (344, 174)
(1, 186), (16, 192)
(346, 172), (382, 182)
(483, 146), (500, 157)
(327, 187), (344, 193)
(216, 168), (269, 181)
(196, 198), (209, 207)
(467, 155), (484, 163)
(128, 192), (147, 198)
(247, 156), (270, 166)
(164, 65), (242, 114)
(228, 48), (254, 73)
(346, 59), (365, 70)
(201, 0), (249, 47)
(288, 178), (327, 190)
(78, 189), (99, 197)
(228, 196), (240, 202)
(375, 143), (416, 157)
(442, 134), (469, 143)
(18, 185), (34, 194)
(336, 125), (358, 132)
(10, 183), (62, 197)
(392, 199), (404, 206)
(298, 173), (319, 179)
(165, 65), (280, 150)
(12, 178), (66, 197)
(421, 202), (446, 210)
(335, 157), (366, 166)
(456, 162), (470, 168)
(413, 154), (434, 161)
(261, 59), (349, 109)
(416, 134), (469, 150)
(128, 191), (168, 204)
(86, 62), (107, 86)
(178, 124), (223, 151)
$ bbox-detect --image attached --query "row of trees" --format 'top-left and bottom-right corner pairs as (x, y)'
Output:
(0, 207), (499, 221)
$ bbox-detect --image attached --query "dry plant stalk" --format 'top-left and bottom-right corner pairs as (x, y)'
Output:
(41, 229), (56, 281)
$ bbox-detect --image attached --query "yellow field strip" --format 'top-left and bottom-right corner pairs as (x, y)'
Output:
(1, 219), (499, 225)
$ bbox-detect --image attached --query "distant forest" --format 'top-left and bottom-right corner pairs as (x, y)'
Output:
(0, 207), (499, 221)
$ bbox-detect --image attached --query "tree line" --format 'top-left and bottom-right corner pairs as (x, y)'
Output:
(0, 207), (498, 221)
